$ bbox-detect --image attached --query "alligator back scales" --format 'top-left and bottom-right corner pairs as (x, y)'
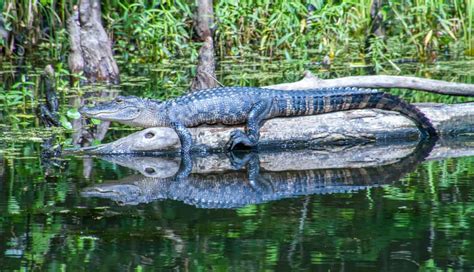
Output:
(166, 87), (436, 136)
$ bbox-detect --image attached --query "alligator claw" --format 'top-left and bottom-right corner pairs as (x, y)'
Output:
(230, 130), (245, 138)
(227, 130), (256, 150)
(228, 151), (252, 169)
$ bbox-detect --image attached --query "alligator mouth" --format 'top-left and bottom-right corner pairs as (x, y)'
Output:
(79, 106), (140, 120)
(81, 184), (140, 197)
(81, 185), (143, 205)
(81, 187), (121, 197)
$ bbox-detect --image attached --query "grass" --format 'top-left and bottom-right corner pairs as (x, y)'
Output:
(1, 0), (471, 63)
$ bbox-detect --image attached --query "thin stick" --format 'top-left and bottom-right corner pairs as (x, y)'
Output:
(265, 71), (474, 96)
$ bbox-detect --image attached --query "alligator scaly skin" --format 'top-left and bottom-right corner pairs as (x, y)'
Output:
(163, 87), (436, 151)
(81, 87), (437, 153)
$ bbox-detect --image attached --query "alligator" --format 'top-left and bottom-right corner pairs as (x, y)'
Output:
(82, 166), (383, 208)
(81, 139), (435, 208)
(79, 87), (437, 155)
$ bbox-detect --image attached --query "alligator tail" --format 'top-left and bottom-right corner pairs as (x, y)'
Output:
(366, 92), (438, 138)
(276, 88), (437, 138)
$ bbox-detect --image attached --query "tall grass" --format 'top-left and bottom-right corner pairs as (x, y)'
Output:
(102, 0), (195, 61)
(1, 0), (472, 62)
(1, 0), (71, 58)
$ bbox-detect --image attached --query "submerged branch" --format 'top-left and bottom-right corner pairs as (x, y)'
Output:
(265, 71), (474, 96)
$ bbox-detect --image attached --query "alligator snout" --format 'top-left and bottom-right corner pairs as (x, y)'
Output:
(78, 105), (109, 118)
(78, 106), (87, 116)
(78, 105), (97, 117)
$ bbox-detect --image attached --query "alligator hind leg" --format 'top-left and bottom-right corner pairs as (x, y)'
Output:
(227, 99), (274, 150)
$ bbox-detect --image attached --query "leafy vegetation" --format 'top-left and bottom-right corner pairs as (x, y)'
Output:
(0, 1), (473, 270)
(1, 0), (472, 63)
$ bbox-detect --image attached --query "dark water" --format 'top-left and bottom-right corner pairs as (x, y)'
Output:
(1, 58), (474, 270)
(1, 138), (474, 271)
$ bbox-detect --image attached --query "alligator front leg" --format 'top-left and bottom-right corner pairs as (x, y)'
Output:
(227, 99), (273, 150)
(171, 122), (193, 155)
(228, 151), (274, 192)
(171, 122), (194, 179)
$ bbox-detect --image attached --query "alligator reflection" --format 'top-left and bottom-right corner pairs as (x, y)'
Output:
(82, 139), (436, 208)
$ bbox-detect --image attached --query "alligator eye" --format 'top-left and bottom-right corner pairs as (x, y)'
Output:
(115, 97), (124, 103)
(144, 167), (156, 175)
(144, 132), (155, 139)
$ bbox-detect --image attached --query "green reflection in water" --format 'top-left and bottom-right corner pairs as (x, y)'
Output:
(0, 57), (473, 270)
(0, 153), (473, 270)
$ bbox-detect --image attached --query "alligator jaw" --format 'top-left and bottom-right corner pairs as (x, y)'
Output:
(81, 184), (143, 205)
(79, 106), (140, 121)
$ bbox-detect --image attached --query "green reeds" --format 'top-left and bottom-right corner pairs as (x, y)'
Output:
(1, 0), (471, 62)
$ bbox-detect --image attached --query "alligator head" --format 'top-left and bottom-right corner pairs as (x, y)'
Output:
(79, 96), (168, 127)
(81, 183), (147, 205)
(81, 170), (176, 206)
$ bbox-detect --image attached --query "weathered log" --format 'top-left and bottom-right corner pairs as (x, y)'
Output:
(67, 0), (120, 84)
(265, 71), (474, 96)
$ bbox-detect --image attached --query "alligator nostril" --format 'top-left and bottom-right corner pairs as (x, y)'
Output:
(144, 132), (155, 139)
(144, 167), (156, 175)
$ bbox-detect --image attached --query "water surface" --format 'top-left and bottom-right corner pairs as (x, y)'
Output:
(1, 58), (474, 270)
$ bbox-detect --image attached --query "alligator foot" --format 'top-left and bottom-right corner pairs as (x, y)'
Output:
(228, 151), (274, 193)
(227, 130), (257, 150)
(228, 150), (253, 170)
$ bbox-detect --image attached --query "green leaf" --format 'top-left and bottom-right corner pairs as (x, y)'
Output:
(92, 139), (102, 146)
(66, 108), (81, 120)
(91, 118), (102, 125)
(60, 115), (73, 129)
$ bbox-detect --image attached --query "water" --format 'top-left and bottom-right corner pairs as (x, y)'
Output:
(1, 57), (474, 270)
(1, 141), (474, 270)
